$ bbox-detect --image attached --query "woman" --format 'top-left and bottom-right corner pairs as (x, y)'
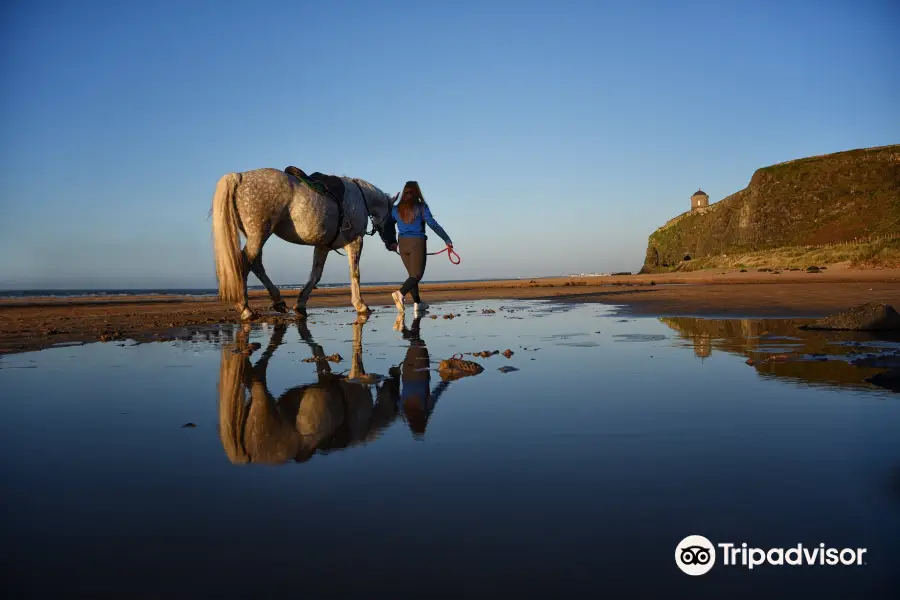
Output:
(387, 181), (453, 314)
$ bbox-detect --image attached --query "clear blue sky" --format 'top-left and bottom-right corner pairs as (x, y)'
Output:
(2, 0), (898, 289)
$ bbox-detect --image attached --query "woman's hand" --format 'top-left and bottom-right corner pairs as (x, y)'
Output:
(389, 243), (398, 252)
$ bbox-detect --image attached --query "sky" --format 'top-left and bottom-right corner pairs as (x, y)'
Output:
(1, 0), (898, 289)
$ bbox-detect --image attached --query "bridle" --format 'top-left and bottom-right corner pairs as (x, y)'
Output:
(350, 179), (391, 238)
(326, 178), (392, 256)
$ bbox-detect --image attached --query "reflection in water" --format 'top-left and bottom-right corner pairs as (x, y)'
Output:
(660, 316), (900, 392)
(393, 314), (452, 439)
(3, 300), (899, 598)
(217, 313), (453, 464)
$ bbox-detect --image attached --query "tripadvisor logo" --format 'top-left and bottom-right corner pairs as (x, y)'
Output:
(676, 535), (716, 576)
(675, 535), (867, 575)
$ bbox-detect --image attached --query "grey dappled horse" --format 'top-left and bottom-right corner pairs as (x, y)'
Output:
(211, 167), (396, 321)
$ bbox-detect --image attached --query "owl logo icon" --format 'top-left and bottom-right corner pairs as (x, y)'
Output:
(675, 535), (716, 575)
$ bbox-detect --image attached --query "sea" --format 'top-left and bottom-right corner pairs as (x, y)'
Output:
(0, 278), (553, 299)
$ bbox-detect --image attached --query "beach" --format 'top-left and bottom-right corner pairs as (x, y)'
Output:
(3, 266), (900, 355)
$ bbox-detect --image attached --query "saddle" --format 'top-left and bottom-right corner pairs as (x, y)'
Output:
(285, 166), (348, 247)
(284, 166), (345, 201)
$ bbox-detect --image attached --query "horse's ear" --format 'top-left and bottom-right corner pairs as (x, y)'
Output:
(390, 192), (399, 206)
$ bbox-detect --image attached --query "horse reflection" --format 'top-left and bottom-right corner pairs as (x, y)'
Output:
(218, 315), (399, 465)
(218, 313), (453, 465)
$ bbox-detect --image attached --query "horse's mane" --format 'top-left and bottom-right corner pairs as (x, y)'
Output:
(343, 175), (389, 200)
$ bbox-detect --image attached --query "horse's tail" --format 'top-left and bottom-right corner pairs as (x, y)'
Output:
(217, 343), (250, 464)
(211, 172), (244, 303)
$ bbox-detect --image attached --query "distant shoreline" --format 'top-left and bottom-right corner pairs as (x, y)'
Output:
(0, 275), (577, 300)
(2, 267), (899, 355)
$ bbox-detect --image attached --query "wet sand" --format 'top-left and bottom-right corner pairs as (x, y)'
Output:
(3, 266), (900, 355)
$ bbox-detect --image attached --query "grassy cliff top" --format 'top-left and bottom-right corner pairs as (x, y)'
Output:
(642, 144), (900, 272)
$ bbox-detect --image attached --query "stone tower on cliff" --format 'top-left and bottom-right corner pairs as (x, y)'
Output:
(691, 189), (709, 211)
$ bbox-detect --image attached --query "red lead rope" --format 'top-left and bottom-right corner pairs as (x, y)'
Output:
(428, 245), (461, 264)
(394, 245), (461, 265)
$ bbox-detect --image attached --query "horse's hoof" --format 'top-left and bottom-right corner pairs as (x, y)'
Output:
(272, 301), (288, 313)
(240, 307), (256, 321)
(355, 305), (370, 314)
(293, 306), (307, 320)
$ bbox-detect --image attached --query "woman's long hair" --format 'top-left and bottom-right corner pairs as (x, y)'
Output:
(397, 180), (424, 224)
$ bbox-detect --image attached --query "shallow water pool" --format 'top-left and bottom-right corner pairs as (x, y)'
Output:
(2, 299), (898, 598)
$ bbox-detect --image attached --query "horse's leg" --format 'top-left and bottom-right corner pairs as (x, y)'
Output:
(246, 246), (286, 313)
(295, 320), (330, 375)
(344, 236), (369, 314)
(236, 250), (255, 321)
(348, 313), (369, 380)
(252, 324), (287, 378)
(294, 245), (329, 320)
(236, 231), (273, 320)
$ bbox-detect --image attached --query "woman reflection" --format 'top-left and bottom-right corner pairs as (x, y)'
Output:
(392, 314), (451, 439)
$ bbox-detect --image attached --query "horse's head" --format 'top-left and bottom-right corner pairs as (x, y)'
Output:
(352, 178), (397, 248)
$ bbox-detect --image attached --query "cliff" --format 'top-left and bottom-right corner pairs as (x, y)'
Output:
(641, 145), (900, 273)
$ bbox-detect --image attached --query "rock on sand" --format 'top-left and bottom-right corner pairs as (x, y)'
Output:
(800, 302), (900, 331)
(438, 356), (484, 381)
